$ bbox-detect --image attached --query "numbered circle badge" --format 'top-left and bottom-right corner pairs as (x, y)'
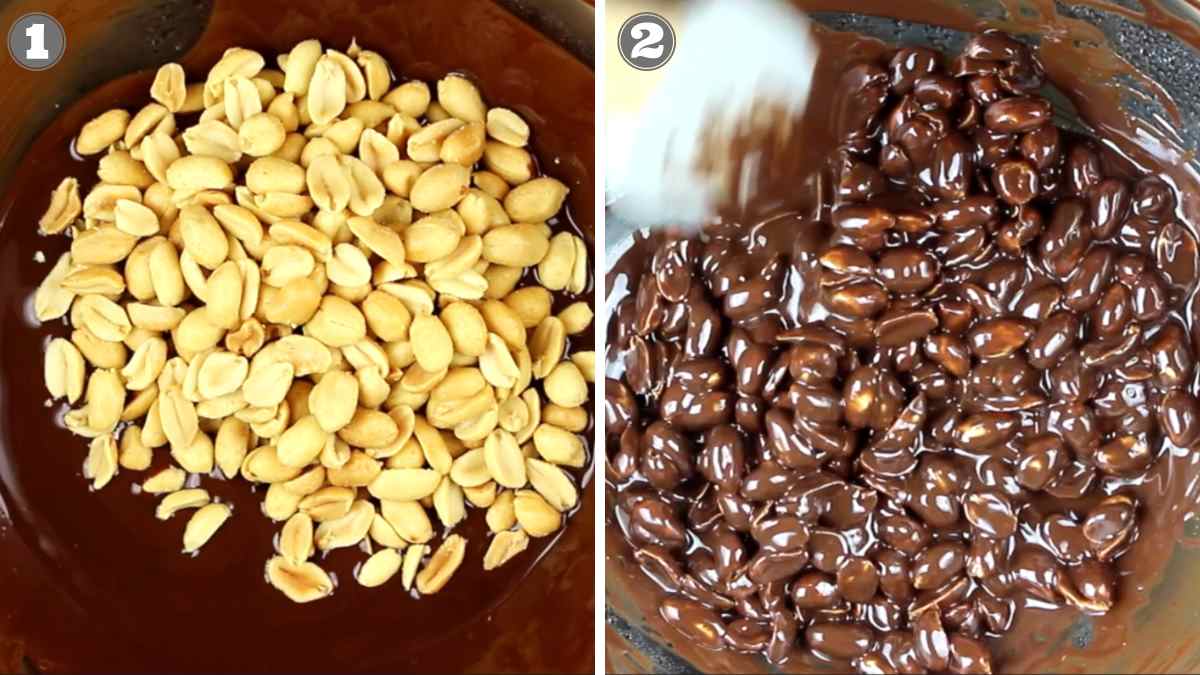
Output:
(7, 12), (66, 71)
(617, 12), (676, 71)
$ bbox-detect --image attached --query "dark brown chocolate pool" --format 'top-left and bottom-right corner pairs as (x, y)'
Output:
(606, 19), (1200, 675)
(0, 0), (594, 672)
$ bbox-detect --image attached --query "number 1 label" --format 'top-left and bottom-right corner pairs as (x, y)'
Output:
(25, 22), (48, 60)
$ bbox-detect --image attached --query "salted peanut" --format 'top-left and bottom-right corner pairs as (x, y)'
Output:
(355, 547), (402, 588)
(381, 500), (434, 544)
(350, 49), (388, 101)
(347, 216), (406, 267)
(239, 112), (286, 157)
(409, 314), (454, 373)
(529, 318), (566, 380)
(358, 290), (410, 343)
(76, 109), (130, 155)
(339, 155), (386, 217)
(98, 151), (154, 188)
(457, 482), (493, 510)
(62, 266), (125, 298)
(526, 457), (577, 512)
(485, 107), (530, 148)
(296, 485), (353, 522)
(277, 415), (327, 467)
(437, 74), (485, 122)
(321, 49), (365, 103)
(117, 425), (152, 470)
(440, 122), (486, 166)
(269, 221), (333, 261)
(225, 317), (266, 357)
(453, 405), (498, 445)
(204, 47), (264, 101)
(425, 234), (482, 283)
(407, 118), (465, 163)
(182, 119), (242, 163)
(71, 326), (127, 370)
(243, 157), (304, 197)
(568, 236), (588, 295)
(261, 245), (314, 287)
(174, 307), (225, 355)
(554, 303), (593, 339)
(322, 118), (365, 155)
(437, 302), (486, 358)
(242, 445), (303, 483)
(433, 476), (467, 529)
(354, 129), (397, 175)
(179, 205), (229, 269)
(197, 351), (249, 399)
(110, 199), (159, 238)
(337, 407), (399, 449)
(141, 131), (181, 184)
(385, 80), (430, 117)
(381, 160), (422, 198)
(82, 184), (139, 222)
(497, 396), (530, 435)
(448, 447), (490, 488)
(243, 360), (295, 408)
(39, 177), (82, 234)
(542, 402), (587, 431)
(415, 533), (467, 594)
(325, 243), (371, 287)
(282, 39), (322, 94)
(84, 368), (124, 431)
(304, 55), (347, 125)
(405, 415), (449, 474)
(172, 427), (214, 474)
(142, 466), (186, 494)
(150, 63), (187, 111)
(483, 529), (529, 571)
(204, 261), (245, 329)
(451, 189), (506, 236)
(268, 95), (301, 134)
(429, 268), (488, 300)
(483, 429), (526, 489)
(223, 76), (262, 129)
(262, 483), (301, 521)
(368, 468), (440, 501)
(504, 177), (568, 224)
(482, 142), (534, 185)
(266, 556), (333, 603)
(155, 488), (211, 520)
(122, 103), (169, 149)
(544, 361), (587, 408)
(400, 543), (425, 590)
(473, 170), (510, 200)
(213, 204), (265, 249)
(72, 294), (131, 343)
(71, 226), (138, 266)
(178, 82), (205, 112)
(34, 254), (76, 322)
(313, 498), (373, 551)
(479, 333), (520, 389)
(404, 213), (462, 264)
(120, 336), (167, 391)
(477, 303), (524, 352)
(277, 513), (315, 565)
(304, 295), (366, 347)
(213, 416), (250, 478)
(256, 334), (333, 376)
(513, 489), (561, 537)
(166, 155), (234, 193)
(183, 502), (232, 553)
(502, 288), (550, 329)
(306, 369), (358, 432)
(410, 164), (471, 213)
(532, 423), (585, 468)
(144, 241), (185, 308)
(385, 435), (425, 469)
(369, 513), (407, 549)
(82, 433), (119, 489)
(44, 338), (86, 403)
(536, 232), (577, 292)
(481, 224), (549, 267)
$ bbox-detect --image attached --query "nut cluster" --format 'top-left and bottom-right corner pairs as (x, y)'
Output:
(37, 38), (593, 602)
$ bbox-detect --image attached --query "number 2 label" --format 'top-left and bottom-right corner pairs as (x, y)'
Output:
(629, 21), (664, 61)
(25, 22), (48, 60)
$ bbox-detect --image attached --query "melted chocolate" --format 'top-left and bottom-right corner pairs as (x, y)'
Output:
(607, 4), (1200, 673)
(0, 0), (594, 672)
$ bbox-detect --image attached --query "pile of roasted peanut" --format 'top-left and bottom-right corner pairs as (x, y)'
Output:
(35, 39), (593, 602)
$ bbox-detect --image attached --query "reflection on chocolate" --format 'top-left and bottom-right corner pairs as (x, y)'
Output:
(606, 13), (1200, 674)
